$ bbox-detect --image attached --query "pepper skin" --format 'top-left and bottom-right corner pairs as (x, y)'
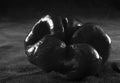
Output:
(71, 23), (111, 64)
(61, 16), (82, 44)
(24, 15), (68, 73)
(24, 14), (64, 48)
(60, 44), (102, 80)
(24, 14), (107, 80)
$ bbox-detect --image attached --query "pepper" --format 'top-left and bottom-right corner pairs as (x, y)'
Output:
(24, 14), (111, 80)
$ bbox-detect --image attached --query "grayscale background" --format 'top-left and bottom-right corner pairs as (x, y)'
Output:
(0, 0), (120, 83)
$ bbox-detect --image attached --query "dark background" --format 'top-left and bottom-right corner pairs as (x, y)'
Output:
(0, 0), (120, 21)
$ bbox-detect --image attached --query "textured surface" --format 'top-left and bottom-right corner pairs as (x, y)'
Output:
(0, 16), (120, 83)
